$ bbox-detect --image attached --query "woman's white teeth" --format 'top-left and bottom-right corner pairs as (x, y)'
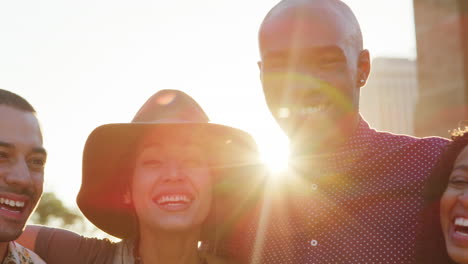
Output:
(455, 217), (468, 227)
(0, 197), (25, 208)
(157, 195), (191, 204)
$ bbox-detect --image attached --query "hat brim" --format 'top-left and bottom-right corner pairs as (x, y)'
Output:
(77, 122), (265, 239)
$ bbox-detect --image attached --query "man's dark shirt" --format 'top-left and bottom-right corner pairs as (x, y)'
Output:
(225, 117), (448, 263)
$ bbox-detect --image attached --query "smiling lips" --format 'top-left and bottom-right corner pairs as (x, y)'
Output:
(455, 217), (468, 236)
(153, 194), (193, 212)
(156, 194), (192, 204)
(0, 196), (28, 220)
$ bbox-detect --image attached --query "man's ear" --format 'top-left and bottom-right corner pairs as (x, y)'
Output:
(123, 190), (132, 205)
(257, 60), (263, 81)
(356, 49), (371, 87)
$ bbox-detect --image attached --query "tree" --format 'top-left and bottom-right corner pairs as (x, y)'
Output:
(30, 192), (115, 239)
(31, 192), (82, 227)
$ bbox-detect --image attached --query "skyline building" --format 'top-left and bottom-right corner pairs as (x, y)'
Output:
(360, 58), (418, 136)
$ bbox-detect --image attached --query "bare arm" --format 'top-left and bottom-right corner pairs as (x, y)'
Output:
(16, 225), (43, 251)
(16, 225), (116, 264)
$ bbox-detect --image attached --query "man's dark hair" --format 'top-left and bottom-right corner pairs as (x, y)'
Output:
(0, 89), (36, 113)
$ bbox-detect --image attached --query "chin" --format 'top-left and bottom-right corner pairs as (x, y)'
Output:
(450, 254), (468, 264)
(0, 227), (23, 242)
(446, 243), (468, 264)
(156, 218), (200, 232)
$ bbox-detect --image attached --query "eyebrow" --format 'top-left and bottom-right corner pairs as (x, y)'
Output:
(32, 147), (47, 156)
(0, 141), (47, 155)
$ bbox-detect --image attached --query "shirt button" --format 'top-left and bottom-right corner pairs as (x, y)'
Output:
(310, 240), (318, 247)
(311, 184), (318, 190)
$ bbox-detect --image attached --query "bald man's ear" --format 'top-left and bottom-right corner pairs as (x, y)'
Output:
(258, 60), (263, 81)
(356, 49), (371, 87)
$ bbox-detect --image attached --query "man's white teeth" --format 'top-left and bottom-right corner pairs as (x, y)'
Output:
(278, 105), (328, 118)
(0, 197), (25, 208)
(455, 217), (468, 227)
(298, 105), (327, 115)
(157, 195), (191, 204)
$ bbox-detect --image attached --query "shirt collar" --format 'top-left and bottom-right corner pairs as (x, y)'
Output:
(331, 116), (376, 158)
(288, 116), (377, 174)
(2, 242), (45, 264)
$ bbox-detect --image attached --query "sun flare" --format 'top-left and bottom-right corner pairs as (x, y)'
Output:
(258, 140), (290, 176)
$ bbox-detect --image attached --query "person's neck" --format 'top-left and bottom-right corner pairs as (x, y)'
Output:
(138, 227), (201, 264)
(0, 241), (9, 261)
(290, 113), (361, 156)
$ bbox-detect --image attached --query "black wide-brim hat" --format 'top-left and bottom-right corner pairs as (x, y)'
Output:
(77, 90), (265, 239)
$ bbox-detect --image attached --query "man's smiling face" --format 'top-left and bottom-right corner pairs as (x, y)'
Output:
(258, 1), (368, 148)
(0, 105), (46, 242)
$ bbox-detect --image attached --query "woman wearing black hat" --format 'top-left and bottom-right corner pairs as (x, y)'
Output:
(17, 89), (264, 264)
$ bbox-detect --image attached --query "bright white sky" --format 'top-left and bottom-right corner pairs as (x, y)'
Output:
(0, 0), (416, 207)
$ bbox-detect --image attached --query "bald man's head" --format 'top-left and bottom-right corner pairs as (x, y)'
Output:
(257, 0), (370, 151)
(260, 0), (363, 52)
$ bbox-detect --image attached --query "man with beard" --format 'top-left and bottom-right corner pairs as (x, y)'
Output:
(0, 89), (46, 263)
(225, 0), (449, 263)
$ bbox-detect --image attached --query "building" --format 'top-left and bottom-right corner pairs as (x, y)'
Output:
(413, 0), (468, 137)
(360, 58), (418, 135)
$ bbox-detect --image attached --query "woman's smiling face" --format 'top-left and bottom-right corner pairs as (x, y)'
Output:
(441, 145), (468, 263)
(129, 133), (212, 233)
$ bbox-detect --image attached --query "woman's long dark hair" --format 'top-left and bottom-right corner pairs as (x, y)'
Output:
(418, 129), (468, 264)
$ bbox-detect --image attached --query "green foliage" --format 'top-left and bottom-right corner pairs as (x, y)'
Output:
(31, 192), (82, 227)
(30, 192), (118, 241)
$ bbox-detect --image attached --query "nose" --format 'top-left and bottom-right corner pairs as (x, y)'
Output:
(161, 161), (186, 182)
(4, 158), (33, 188)
(458, 192), (468, 206)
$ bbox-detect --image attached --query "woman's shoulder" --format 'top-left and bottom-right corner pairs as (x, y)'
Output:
(112, 239), (135, 263)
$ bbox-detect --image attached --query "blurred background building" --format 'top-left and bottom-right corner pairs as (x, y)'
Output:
(361, 1), (468, 138)
(360, 58), (418, 135)
(413, 0), (468, 137)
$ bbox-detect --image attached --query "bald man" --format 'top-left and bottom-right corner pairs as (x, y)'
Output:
(260, 0), (367, 150)
(223, 0), (449, 263)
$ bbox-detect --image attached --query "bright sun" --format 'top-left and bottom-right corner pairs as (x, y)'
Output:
(258, 139), (290, 175)
(242, 119), (291, 178)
